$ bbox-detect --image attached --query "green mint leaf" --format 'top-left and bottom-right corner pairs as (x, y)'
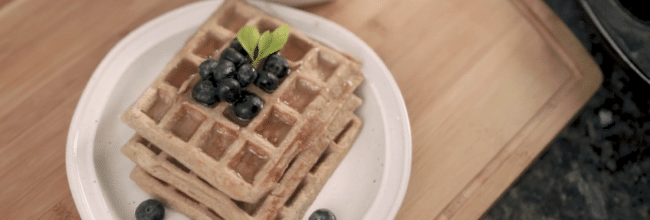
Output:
(254, 31), (273, 66)
(257, 24), (290, 62)
(236, 26), (261, 61)
(258, 31), (273, 56)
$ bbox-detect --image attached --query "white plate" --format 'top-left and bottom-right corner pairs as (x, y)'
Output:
(66, 1), (411, 219)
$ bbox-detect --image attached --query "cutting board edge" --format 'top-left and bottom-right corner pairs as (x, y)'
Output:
(434, 0), (603, 219)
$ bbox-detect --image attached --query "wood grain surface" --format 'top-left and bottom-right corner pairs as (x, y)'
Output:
(0, 0), (601, 219)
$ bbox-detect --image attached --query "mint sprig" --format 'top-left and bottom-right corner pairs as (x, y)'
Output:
(236, 24), (290, 66)
(236, 26), (260, 61)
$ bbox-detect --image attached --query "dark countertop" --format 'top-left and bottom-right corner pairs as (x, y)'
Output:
(482, 0), (650, 219)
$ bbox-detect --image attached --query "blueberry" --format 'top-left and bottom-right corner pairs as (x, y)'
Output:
(233, 91), (263, 120)
(213, 59), (236, 83)
(216, 78), (242, 103)
(309, 209), (336, 220)
(254, 70), (279, 93)
(192, 80), (219, 106)
(263, 53), (289, 78)
(198, 59), (219, 81)
(236, 64), (258, 87)
(135, 199), (165, 220)
(220, 48), (247, 67)
(230, 39), (248, 57)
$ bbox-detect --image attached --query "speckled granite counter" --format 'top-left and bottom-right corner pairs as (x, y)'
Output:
(482, 0), (650, 219)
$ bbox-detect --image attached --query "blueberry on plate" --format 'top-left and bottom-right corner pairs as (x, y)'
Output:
(309, 209), (336, 220)
(216, 78), (242, 103)
(263, 53), (289, 78)
(230, 38), (248, 57)
(213, 59), (236, 83)
(198, 59), (219, 82)
(254, 70), (279, 93)
(192, 80), (219, 106)
(236, 63), (257, 87)
(135, 199), (165, 220)
(220, 48), (247, 67)
(233, 90), (264, 120)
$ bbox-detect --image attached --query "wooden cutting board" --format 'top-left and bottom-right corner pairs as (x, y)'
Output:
(0, 0), (600, 219)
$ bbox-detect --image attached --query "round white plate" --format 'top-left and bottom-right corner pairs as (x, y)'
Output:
(66, 1), (411, 219)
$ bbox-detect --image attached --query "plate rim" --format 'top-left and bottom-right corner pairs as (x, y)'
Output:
(66, 1), (412, 219)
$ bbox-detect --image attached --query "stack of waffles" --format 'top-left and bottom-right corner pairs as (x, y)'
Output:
(119, 0), (365, 219)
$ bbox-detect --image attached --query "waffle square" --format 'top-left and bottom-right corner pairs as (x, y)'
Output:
(121, 0), (364, 203)
(125, 95), (363, 220)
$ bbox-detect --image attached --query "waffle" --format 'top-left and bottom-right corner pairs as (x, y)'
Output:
(125, 96), (363, 220)
(121, 0), (364, 203)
